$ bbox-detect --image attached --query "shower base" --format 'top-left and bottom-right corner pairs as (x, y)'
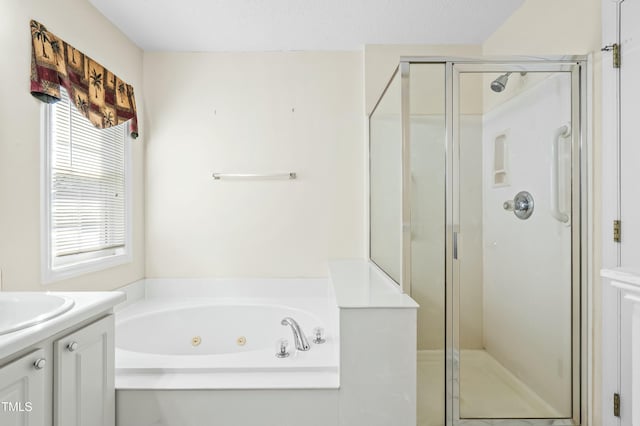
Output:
(417, 349), (561, 426)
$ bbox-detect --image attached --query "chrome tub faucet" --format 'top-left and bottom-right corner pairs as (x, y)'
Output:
(281, 317), (311, 351)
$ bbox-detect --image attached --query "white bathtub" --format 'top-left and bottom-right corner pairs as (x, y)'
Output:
(115, 278), (339, 389)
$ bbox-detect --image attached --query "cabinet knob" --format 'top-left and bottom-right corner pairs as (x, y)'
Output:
(67, 342), (78, 352)
(33, 358), (46, 370)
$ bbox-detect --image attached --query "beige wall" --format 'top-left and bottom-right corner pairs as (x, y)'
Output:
(143, 52), (365, 277)
(0, 0), (145, 291)
(364, 44), (482, 115)
(483, 0), (602, 423)
(483, 0), (600, 56)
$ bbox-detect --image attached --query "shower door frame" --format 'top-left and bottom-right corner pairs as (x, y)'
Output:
(396, 57), (589, 426)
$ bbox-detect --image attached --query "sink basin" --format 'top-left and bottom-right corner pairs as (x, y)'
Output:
(0, 293), (75, 335)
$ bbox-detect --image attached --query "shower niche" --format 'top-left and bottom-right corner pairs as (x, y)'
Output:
(369, 58), (588, 426)
(492, 131), (509, 187)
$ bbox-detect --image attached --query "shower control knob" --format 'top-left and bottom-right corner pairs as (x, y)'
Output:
(503, 191), (534, 220)
(67, 342), (78, 352)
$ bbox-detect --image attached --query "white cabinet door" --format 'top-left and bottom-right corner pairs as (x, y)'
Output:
(0, 349), (47, 426)
(602, 281), (621, 426)
(620, 292), (635, 426)
(54, 315), (114, 426)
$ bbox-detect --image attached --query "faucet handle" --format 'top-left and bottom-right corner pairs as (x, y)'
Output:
(312, 327), (326, 344)
(275, 339), (290, 358)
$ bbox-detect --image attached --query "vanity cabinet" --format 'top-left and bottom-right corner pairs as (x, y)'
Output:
(54, 315), (114, 426)
(0, 314), (115, 426)
(0, 348), (48, 426)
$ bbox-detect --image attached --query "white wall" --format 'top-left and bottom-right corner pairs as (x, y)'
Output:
(0, 0), (145, 291)
(144, 52), (364, 278)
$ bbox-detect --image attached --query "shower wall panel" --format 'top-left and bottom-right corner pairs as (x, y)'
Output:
(481, 73), (572, 413)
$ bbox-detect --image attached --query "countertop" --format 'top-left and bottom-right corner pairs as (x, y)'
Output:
(329, 259), (419, 309)
(0, 291), (125, 361)
(601, 267), (640, 298)
(601, 268), (640, 287)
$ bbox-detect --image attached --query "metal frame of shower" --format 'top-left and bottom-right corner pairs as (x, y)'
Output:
(368, 56), (590, 426)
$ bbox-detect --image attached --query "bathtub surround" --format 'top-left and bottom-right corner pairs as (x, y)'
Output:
(119, 391), (339, 426)
(115, 260), (417, 426)
(0, 0), (145, 291)
(330, 260), (417, 426)
(143, 52), (365, 278)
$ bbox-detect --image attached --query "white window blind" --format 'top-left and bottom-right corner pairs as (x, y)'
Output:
(48, 87), (127, 268)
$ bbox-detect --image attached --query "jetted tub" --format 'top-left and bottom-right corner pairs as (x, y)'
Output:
(115, 278), (339, 389)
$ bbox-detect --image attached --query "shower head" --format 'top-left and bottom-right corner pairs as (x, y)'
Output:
(490, 72), (528, 93)
(490, 73), (511, 93)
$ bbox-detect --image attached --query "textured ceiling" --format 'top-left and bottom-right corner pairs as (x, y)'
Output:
(88, 0), (525, 51)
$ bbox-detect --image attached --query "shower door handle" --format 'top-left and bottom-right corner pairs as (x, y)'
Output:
(551, 124), (570, 223)
(453, 232), (458, 260)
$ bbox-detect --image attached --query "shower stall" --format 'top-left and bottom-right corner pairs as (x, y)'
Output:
(369, 57), (588, 426)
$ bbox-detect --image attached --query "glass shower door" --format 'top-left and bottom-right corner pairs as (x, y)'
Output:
(409, 63), (447, 426)
(449, 64), (581, 424)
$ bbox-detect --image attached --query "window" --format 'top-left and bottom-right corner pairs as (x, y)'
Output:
(42, 87), (131, 283)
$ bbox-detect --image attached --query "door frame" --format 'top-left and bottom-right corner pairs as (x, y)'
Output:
(600, 2), (624, 426)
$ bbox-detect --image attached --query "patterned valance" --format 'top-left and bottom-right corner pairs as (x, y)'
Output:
(30, 20), (139, 139)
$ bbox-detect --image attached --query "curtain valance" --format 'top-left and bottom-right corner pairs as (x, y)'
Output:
(30, 20), (139, 139)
